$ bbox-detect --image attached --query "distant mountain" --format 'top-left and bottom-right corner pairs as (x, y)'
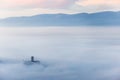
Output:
(0, 11), (120, 26)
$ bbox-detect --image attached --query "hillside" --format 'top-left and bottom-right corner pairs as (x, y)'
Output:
(0, 11), (120, 26)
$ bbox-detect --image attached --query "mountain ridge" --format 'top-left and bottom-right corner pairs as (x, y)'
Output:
(0, 11), (120, 26)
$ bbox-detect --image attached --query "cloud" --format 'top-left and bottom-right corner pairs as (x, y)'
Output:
(0, 0), (78, 18)
(0, 0), (120, 9)
(0, 0), (120, 18)
(1, 27), (120, 80)
(75, 0), (120, 11)
(58, 0), (120, 14)
(76, 0), (120, 6)
(0, 0), (77, 9)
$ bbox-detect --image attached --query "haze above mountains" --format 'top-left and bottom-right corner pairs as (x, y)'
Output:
(0, 11), (120, 26)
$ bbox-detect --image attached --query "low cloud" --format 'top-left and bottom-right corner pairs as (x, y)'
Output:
(1, 58), (120, 80)
(1, 27), (120, 80)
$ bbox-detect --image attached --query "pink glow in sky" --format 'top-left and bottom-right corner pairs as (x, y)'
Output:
(0, 0), (119, 9)
(0, 0), (119, 18)
(0, 0), (77, 9)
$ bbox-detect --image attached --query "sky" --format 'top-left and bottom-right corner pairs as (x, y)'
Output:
(0, 0), (120, 18)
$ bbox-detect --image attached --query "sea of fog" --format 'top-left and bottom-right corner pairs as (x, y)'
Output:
(0, 26), (120, 80)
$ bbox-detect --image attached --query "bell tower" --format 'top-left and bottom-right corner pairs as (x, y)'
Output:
(31, 56), (34, 62)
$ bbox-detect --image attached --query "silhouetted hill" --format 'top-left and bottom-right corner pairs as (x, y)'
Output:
(0, 11), (120, 26)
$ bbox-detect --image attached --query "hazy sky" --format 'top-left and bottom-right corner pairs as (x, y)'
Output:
(0, 0), (120, 18)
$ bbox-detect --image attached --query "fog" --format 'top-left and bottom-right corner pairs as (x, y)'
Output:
(0, 27), (120, 80)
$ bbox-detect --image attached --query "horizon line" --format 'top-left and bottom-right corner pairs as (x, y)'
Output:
(1, 10), (119, 19)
